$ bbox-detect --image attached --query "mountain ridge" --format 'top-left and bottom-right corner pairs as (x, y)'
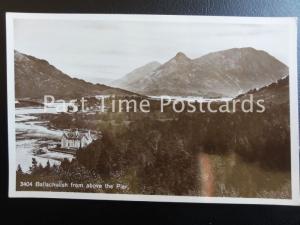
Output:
(113, 47), (288, 97)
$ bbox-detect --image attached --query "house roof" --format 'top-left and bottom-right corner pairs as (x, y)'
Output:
(62, 130), (90, 140)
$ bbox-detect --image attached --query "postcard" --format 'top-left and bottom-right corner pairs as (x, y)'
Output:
(6, 13), (299, 205)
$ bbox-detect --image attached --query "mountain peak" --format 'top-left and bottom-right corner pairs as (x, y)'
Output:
(165, 52), (191, 65)
(174, 52), (190, 60)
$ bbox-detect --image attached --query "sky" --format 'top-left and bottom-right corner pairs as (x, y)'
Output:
(14, 17), (291, 84)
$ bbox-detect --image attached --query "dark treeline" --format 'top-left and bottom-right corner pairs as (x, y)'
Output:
(16, 158), (106, 192)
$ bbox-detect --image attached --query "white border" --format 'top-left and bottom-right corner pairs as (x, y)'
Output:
(6, 13), (300, 205)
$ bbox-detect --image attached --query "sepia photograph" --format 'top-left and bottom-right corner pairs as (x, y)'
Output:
(6, 13), (299, 205)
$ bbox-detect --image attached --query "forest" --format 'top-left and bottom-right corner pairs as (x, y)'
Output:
(16, 99), (291, 198)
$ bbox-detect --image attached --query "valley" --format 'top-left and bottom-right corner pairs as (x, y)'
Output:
(14, 48), (291, 198)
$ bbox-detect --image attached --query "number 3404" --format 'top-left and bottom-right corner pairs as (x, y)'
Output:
(20, 181), (33, 187)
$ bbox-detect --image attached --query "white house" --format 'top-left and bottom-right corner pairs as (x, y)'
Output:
(61, 129), (94, 150)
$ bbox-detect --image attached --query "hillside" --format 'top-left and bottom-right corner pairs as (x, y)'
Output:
(14, 51), (136, 99)
(236, 76), (289, 105)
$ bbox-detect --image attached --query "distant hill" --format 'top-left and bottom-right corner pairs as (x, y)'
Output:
(111, 61), (161, 89)
(92, 77), (115, 86)
(236, 76), (289, 105)
(113, 48), (288, 97)
(14, 51), (136, 99)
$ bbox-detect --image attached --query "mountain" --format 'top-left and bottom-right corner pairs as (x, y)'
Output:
(113, 48), (288, 97)
(111, 61), (161, 89)
(14, 51), (136, 99)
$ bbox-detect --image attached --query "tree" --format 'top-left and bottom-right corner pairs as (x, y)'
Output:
(45, 160), (51, 173)
(17, 164), (23, 175)
(60, 158), (71, 170)
(96, 149), (110, 180)
(30, 158), (38, 174)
